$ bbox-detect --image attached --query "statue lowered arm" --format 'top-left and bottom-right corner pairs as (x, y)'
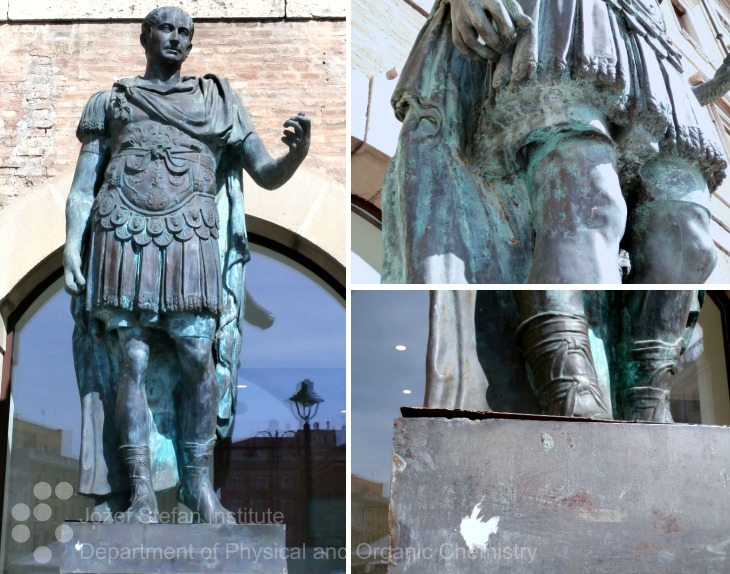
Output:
(693, 55), (730, 106)
(240, 112), (311, 189)
(449, 0), (532, 61)
(64, 135), (109, 295)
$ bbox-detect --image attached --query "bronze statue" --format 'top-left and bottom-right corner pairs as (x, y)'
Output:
(63, 7), (310, 523)
(381, 0), (730, 283)
(426, 290), (700, 422)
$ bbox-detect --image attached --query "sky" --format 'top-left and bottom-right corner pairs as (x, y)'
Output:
(351, 289), (430, 492)
(9, 244), (346, 457)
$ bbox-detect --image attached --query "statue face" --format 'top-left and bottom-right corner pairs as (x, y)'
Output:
(144, 7), (193, 67)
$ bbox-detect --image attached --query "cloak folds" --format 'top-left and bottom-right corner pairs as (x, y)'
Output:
(71, 76), (252, 495)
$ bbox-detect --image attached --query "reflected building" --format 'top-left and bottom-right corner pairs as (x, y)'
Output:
(4, 417), (92, 573)
(351, 476), (389, 574)
(351, 475), (388, 548)
(217, 424), (346, 549)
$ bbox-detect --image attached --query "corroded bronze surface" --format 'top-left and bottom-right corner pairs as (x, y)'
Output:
(381, 0), (730, 284)
(64, 6), (310, 523)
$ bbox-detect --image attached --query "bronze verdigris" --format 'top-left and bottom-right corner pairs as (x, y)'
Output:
(63, 7), (310, 523)
(381, 0), (730, 284)
(426, 290), (700, 422)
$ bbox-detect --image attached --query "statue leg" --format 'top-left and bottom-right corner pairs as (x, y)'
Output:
(625, 157), (715, 283)
(89, 492), (131, 522)
(525, 134), (627, 283)
(515, 291), (612, 419)
(616, 291), (695, 422)
(174, 335), (236, 524)
(115, 326), (159, 523)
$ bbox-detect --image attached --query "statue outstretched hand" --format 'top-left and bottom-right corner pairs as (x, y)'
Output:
(282, 112), (311, 159)
(241, 111), (311, 189)
(450, 0), (532, 62)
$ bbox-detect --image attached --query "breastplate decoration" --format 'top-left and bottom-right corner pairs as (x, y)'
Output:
(94, 121), (219, 248)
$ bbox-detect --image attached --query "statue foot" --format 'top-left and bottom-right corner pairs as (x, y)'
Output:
(178, 478), (236, 524)
(117, 444), (159, 523)
(517, 312), (612, 420)
(118, 485), (160, 523)
(618, 339), (682, 422)
(90, 492), (131, 522)
(619, 386), (673, 422)
(179, 440), (236, 524)
(562, 374), (613, 420)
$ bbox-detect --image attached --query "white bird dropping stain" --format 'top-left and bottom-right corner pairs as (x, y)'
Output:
(541, 432), (554, 452)
(460, 498), (500, 552)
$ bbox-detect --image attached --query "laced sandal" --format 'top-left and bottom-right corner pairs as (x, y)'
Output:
(517, 312), (612, 420)
(117, 445), (159, 523)
(618, 338), (683, 422)
(178, 439), (236, 524)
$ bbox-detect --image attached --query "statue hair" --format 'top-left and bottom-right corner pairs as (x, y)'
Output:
(140, 6), (194, 47)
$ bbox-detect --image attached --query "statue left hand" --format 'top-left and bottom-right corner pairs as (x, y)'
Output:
(715, 54), (730, 80)
(282, 112), (311, 159)
(692, 53), (730, 106)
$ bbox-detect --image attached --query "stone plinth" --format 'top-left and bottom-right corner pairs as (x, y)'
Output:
(389, 409), (730, 573)
(60, 523), (287, 573)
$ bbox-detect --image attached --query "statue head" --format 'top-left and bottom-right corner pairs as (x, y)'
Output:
(140, 6), (194, 66)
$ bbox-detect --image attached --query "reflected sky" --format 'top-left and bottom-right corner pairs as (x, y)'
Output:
(351, 290), (429, 491)
(10, 244), (346, 456)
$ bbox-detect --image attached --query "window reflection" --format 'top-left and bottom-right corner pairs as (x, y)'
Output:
(2, 244), (345, 574)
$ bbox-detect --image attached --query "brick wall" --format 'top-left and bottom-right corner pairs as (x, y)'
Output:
(0, 19), (346, 209)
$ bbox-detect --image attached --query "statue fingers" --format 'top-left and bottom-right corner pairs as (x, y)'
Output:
(293, 112), (311, 134)
(283, 119), (303, 138)
(281, 130), (299, 149)
(453, 19), (500, 61)
(501, 0), (532, 30)
(466, 6), (504, 57)
(480, 0), (517, 45)
(452, 26), (479, 60)
(64, 267), (86, 295)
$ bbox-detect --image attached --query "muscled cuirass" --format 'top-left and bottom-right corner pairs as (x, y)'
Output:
(95, 117), (220, 249)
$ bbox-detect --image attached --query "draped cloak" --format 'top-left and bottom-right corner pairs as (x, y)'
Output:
(71, 75), (252, 495)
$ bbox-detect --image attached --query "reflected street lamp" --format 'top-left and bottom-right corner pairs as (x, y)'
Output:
(289, 379), (324, 426)
(288, 379), (324, 547)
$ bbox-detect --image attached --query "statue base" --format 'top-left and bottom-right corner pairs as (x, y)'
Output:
(389, 408), (730, 573)
(60, 523), (287, 573)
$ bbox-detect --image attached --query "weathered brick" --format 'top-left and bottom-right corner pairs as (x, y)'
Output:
(0, 19), (344, 210)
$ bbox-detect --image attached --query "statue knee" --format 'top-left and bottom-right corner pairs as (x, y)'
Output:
(680, 213), (717, 281)
(529, 134), (626, 244)
(175, 336), (215, 377)
(627, 202), (715, 283)
(118, 339), (149, 383)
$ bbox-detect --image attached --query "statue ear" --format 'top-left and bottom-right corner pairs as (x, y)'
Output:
(186, 43), (193, 56)
(140, 33), (147, 50)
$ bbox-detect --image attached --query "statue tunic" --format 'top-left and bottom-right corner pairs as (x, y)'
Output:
(76, 75), (255, 320)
